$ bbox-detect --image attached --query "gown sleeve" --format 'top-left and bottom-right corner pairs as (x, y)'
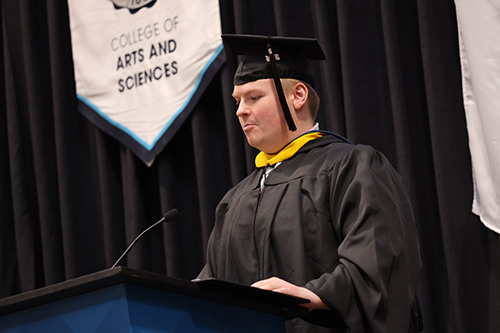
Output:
(303, 145), (421, 332)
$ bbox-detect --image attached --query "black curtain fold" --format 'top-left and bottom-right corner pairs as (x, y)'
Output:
(1, 0), (500, 332)
(311, 1), (346, 136)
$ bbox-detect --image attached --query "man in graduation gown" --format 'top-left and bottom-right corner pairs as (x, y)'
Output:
(198, 34), (422, 332)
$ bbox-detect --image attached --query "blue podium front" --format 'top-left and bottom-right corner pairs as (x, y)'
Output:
(0, 268), (307, 332)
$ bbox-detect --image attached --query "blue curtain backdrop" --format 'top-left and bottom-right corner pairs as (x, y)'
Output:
(1, 0), (499, 332)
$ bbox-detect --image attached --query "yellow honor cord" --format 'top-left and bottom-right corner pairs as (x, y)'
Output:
(255, 132), (326, 168)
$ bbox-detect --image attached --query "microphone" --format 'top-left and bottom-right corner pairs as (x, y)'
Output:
(111, 209), (180, 269)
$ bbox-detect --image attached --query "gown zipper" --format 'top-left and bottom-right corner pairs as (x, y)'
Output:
(252, 168), (268, 281)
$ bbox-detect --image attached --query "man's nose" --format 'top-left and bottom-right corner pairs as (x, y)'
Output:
(236, 102), (249, 118)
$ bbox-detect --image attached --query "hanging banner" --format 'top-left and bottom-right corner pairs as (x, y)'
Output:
(455, 0), (500, 233)
(67, 0), (225, 164)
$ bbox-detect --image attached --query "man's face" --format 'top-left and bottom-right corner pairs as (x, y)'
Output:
(232, 79), (290, 153)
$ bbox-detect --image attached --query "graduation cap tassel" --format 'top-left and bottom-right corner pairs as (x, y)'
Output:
(266, 42), (297, 132)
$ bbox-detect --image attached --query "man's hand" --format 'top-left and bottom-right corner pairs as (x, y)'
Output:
(251, 277), (329, 311)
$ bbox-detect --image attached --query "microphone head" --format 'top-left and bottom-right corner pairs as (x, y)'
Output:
(163, 209), (180, 222)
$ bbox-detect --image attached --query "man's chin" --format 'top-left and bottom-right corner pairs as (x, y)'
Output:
(245, 137), (263, 151)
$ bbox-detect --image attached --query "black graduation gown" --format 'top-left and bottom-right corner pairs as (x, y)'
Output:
(198, 135), (422, 332)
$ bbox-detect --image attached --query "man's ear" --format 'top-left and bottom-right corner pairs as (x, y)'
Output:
(292, 82), (308, 111)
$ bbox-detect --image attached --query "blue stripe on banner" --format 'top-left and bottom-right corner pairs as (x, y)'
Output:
(150, 43), (224, 148)
(77, 44), (224, 151)
(77, 93), (149, 148)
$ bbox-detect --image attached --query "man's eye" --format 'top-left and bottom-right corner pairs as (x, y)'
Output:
(250, 96), (260, 101)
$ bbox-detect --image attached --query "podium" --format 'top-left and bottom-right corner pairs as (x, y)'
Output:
(0, 267), (308, 332)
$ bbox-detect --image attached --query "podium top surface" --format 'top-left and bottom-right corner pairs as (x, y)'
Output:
(0, 267), (309, 319)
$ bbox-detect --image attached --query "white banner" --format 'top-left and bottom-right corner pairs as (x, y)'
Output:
(455, 0), (500, 233)
(67, 0), (225, 164)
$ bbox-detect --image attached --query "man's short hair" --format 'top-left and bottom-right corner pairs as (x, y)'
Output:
(281, 78), (320, 120)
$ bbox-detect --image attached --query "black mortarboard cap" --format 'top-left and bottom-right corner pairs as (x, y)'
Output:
(221, 34), (326, 131)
